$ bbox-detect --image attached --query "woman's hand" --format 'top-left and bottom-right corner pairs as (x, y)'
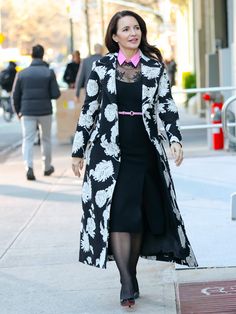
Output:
(170, 142), (183, 166)
(72, 157), (84, 177)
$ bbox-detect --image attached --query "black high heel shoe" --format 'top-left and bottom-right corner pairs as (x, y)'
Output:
(120, 284), (135, 308)
(133, 276), (140, 299)
(120, 297), (135, 307)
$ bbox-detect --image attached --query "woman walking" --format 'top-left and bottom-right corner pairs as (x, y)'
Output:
(72, 10), (197, 308)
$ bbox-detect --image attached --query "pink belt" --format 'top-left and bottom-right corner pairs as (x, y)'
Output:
(118, 111), (142, 116)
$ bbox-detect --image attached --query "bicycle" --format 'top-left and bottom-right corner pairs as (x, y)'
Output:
(0, 96), (14, 122)
(0, 87), (14, 122)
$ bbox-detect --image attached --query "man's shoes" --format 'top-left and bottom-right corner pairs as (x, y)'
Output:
(26, 167), (36, 181)
(44, 166), (54, 176)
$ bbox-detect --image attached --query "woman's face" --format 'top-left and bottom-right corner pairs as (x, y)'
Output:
(112, 16), (142, 51)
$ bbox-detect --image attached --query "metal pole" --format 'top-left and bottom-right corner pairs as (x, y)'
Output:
(222, 94), (236, 144)
(69, 17), (74, 54)
(99, 0), (105, 43)
(85, 0), (91, 55)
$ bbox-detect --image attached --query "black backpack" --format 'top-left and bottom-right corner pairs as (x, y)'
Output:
(0, 69), (15, 92)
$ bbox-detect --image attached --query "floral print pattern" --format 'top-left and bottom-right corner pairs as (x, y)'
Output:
(72, 51), (198, 269)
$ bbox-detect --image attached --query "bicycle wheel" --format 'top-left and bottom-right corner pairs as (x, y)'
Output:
(2, 99), (14, 122)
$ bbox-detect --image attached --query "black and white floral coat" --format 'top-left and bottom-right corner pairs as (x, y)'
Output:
(72, 51), (198, 269)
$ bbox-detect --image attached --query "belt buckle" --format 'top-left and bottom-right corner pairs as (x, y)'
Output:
(130, 111), (134, 116)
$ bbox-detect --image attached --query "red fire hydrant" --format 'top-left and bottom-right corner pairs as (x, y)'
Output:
(203, 93), (224, 150)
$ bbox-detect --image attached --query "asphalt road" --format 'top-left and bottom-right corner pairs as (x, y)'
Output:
(0, 110), (22, 156)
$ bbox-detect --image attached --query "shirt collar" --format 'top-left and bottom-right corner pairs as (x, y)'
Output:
(117, 50), (140, 67)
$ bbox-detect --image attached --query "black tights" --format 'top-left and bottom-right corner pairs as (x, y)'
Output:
(110, 232), (142, 299)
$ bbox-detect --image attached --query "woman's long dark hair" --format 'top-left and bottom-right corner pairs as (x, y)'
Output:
(105, 10), (163, 62)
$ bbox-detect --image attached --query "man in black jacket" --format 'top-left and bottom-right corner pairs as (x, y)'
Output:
(12, 44), (61, 180)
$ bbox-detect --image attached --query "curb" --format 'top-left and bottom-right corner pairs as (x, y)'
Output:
(0, 140), (22, 161)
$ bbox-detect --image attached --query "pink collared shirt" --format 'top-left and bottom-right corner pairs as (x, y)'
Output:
(117, 50), (140, 67)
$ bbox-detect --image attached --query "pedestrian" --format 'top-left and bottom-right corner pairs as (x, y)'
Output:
(12, 44), (61, 181)
(71, 10), (198, 308)
(166, 58), (177, 86)
(75, 43), (103, 98)
(0, 61), (17, 116)
(0, 61), (17, 93)
(63, 50), (81, 88)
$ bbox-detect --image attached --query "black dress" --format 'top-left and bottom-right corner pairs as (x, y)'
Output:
(109, 63), (166, 235)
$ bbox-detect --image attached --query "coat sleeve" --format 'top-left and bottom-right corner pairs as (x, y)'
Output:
(157, 66), (182, 145)
(72, 65), (101, 158)
(12, 73), (22, 115)
(49, 70), (61, 99)
(75, 60), (86, 98)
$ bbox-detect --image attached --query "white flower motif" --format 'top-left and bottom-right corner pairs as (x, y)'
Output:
(87, 79), (99, 97)
(157, 102), (166, 114)
(110, 123), (118, 142)
(96, 247), (106, 268)
(170, 188), (177, 202)
(89, 130), (99, 143)
(85, 143), (92, 165)
(95, 190), (107, 208)
(96, 66), (106, 80)
(106, 180), (116, 201)
(163, 168), (171, 187)
(86, 217), (96, 238)
(100, 222), (109, 242)
(72, 131), (84, 154)
(144, 110), (151, 120)
(90, 160), (114, 182)
(158, 71), (169, 97)
(79, 112), (94, 129)
(104, 103), (117, 122)
(178, 226), (186, 248)
(88, 100), (99, 114)
(86, 256), (92, 264)
(81, 231), (90, 252)
(101, 135), (119, 157)
(107, 69), (116, 94)
(153, 139), (162, 155)
(186, 245), (197, 267)
(173, 204), (181, 220)
(103, 207), (109, 222)
(143, 85), (156, 101)
(142, 64), (161, 79)
(166, 124), (171, 132)
(82, 179), (92, 203)
(166, 99), (178, 113)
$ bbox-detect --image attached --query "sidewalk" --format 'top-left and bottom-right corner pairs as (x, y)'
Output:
(0, 143), (178, 314)
(1, 136), (236, 313)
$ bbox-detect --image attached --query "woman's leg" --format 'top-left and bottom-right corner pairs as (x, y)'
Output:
(129, 233), (142, 296)
(110, 232), (133, 299)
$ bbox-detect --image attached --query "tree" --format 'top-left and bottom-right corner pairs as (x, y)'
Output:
(1, 0), (69, 56)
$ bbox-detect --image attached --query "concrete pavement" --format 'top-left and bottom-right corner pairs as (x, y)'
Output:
(1, 115), (236, 313)
(0, 144), (178, 314)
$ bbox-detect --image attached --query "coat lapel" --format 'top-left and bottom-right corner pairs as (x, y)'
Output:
(104, 53), (118, 105)
(102, 52), (161, 131)
(140, 52), (161, 115)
